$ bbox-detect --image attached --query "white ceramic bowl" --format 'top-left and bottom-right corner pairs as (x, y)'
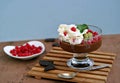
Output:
(3, 41), (45, 60)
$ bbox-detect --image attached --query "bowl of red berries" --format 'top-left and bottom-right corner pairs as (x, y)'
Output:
(3, 41), (45, 60)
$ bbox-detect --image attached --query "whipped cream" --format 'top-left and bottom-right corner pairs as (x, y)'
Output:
(58, 24), (88, 45)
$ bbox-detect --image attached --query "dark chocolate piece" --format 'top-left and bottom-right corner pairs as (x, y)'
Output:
(52, 42), (60, 47)
(39, 60), (55, 71)
(39, 60), (53, 67)
(45, 38), (55, 42)
(44, 64), (55, 71)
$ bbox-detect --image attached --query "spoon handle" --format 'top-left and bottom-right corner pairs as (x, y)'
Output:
(89, 64), (110, 70)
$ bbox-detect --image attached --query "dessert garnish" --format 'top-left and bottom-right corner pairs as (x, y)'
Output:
(39, 60), (55, 71)
(10, 43), (42, 57)
(58, 24), (101, 45)
(76, 24), (88, 33)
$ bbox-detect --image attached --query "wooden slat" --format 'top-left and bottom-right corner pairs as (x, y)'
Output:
(28, 70), (105, 83)
(46, 52), (115, 60)
(43, 56), (113, 64)
(27, 47), (116, 83)
(31, 67), (107, 80)
(35, 63), (109, 76)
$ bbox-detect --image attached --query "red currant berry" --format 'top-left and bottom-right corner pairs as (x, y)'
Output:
(63, 31), (67, 36)
(87, 29), (93, 33)
(71, 27), (76, 32)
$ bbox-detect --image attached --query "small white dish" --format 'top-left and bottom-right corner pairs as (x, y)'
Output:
(3, 41), (45, 60)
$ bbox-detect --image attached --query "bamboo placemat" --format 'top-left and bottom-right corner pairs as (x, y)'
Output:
(27, 47), (116, 83)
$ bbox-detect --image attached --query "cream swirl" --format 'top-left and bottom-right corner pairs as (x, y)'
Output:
(58, 24), (88, 45)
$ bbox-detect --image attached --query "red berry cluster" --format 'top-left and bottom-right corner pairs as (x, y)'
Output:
(87, 29), (98, 36)
(82, 29), (101, 45)
(10, 43), (42, 57)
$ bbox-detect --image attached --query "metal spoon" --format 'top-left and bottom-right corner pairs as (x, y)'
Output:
(58, 64), (110, 79)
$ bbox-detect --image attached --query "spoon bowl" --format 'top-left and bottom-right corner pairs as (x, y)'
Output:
(58, 72), (76, 79)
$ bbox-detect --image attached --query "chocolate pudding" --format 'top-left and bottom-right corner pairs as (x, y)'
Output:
(60, 39), (102, 53)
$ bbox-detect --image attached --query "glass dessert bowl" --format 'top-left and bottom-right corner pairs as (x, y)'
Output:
(58, 24), (102, 70)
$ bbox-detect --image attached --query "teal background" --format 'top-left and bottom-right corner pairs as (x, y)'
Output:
(0, 0), (120, 42)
